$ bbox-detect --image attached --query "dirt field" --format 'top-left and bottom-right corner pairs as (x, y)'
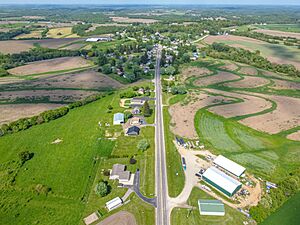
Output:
(287, 130), (300, 141)
(96, 211), (137, 225)
(194, 71), (240, 86)
(169, 91), (235, 138)
(0, 38), (84, 54)
(0, 103), (63, 125)
(0, 89), (97, 103)
(180, 66), (213, 81)
(204, 35), (265, 45)
(238, 67), (258, 75)
(254, 29), (300, 39)
(0, 77), (23, 85)
(8, 70), (123, 90)
(61, 43), (86, 50)
(240, 93), (300, 134)
(8, 57), (92, 76)
(206, 89), (272, 118)
(225, 76), (270, 88)
(219, 62), (239, 71)
(270, 79), (300, 90)
(110, 16), (158, 24)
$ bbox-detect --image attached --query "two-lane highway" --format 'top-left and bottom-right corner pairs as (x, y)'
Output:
(155, 45), (169, 225)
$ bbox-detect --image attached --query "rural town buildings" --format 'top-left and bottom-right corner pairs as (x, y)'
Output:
(213, 155), (246, 177)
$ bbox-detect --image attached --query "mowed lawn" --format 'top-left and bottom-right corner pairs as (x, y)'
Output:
(0, 95), (116, 225)
(260, 191), (300, 225)
(171, 187), (246, 225)
(195, 110), (300, 181)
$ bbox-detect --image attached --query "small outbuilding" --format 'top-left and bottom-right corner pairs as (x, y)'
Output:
(113, 113), (124, 125)
(132, 107), (141, 115)
(106, 197), (123, 211)
(130, 117), (141, 126)
(126, 126), (140, 136)
(198, 200), (225, 216)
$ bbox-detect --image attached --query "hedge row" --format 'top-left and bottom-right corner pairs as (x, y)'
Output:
(0, 92), (113, 137)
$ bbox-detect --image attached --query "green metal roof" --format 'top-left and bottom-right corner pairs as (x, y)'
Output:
(198, 200), (225, 213)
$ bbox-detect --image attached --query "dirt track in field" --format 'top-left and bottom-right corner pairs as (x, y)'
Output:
(96, 211), (137, 225)
(240, 93), (300, 134)
(205, 89), (272, 118)
(8, 57), (91, 76)
(169, 91), (235, 139)
(0, 103), (63, 125)
(194, 71), (240, 86)
(225, 76), (270, 88)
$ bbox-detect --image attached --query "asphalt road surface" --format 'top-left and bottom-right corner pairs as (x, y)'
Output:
(155, 45), (169, 225)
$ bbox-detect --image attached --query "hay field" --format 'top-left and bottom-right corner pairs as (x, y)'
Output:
(110, 16), (158, 24)
(46, 27), (79, 38)
(204, 35), (300, 69)
(0, 103), (63, 125)
(14, 29), (43, 39)
(8, 57), (92, 76)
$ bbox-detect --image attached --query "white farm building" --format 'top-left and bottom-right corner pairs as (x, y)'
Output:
(202, 167), (242, 197)
(113, 113), (124, 125)
(106, 197), (123, 211)
(213, 155), (245, 177)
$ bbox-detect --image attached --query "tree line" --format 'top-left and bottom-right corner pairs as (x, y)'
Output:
(250, 169), (300, 223)
(203, 42), (300, 77)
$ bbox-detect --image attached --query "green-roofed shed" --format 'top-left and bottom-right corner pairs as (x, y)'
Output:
(198, 199), (225, 216)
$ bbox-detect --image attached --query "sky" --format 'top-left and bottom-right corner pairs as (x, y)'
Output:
(1, 0), (300, 5)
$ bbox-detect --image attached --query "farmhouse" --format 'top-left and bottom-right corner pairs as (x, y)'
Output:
(110, 164), (130, 181)
(126, 126), (140, 136)
(213, 155), (245, 177)
(202, 167), (242, 197)
(113, 113), (124, 125)
(198, 200), (225, 216)
(106, 197), (123, 211)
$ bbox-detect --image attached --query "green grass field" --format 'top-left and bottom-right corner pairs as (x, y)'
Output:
(213, 39), (300, 64)
(171, 187), (247, 225)
(0, 88), (155, 224)
(255, 24), (300, 33)
(260, 191), (300, 225)
(195, 109), (300, 180)
(163, 106), (185, 198)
